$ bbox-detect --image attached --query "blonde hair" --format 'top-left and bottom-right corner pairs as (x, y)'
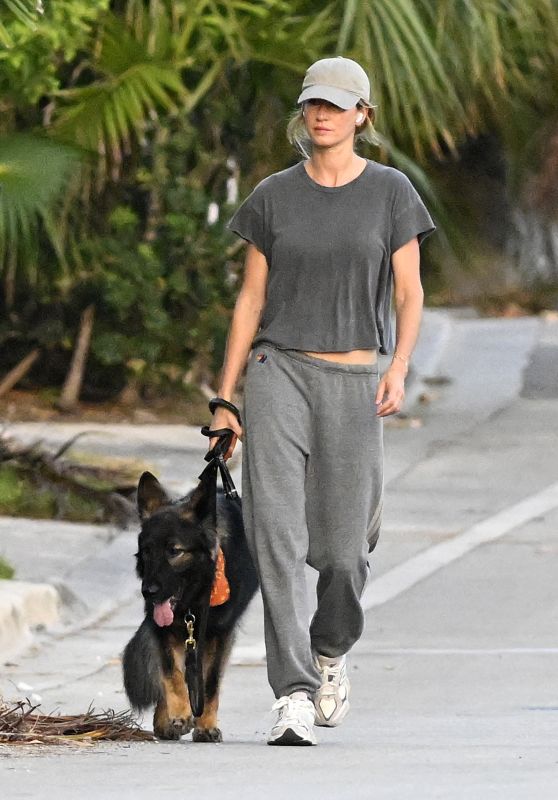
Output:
(286, 103), (381, 159)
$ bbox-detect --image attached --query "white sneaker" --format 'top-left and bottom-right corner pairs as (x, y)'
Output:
(267, 693), (317, 746)
(313, 652), (351, 727)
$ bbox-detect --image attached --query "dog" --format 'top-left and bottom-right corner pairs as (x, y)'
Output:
(122, 468), (258, 742)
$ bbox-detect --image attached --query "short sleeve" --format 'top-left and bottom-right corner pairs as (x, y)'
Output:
(390, 174), (436, 254)
(225, 184), (267, 257)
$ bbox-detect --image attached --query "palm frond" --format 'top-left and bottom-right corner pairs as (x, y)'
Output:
(51, 15), (186, 171)
(337, 0), (466, 161)
(3, 0), (40, 22)
(0, 699), (153, 744)
(425, 0), (558, 126)
(0, 0), (41, 46)
(0, 134), (80, 295)
(338, 0), (558, 162)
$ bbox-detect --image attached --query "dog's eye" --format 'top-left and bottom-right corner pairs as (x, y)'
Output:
(166, 545), (194, 566)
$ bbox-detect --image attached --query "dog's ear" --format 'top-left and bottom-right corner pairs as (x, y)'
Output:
(137, 472), (171, 519)
(179, 468), (216, 528)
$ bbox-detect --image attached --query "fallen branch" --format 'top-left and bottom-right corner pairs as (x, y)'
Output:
(0, 349), (40, 398)
(0, 430), (137, 526)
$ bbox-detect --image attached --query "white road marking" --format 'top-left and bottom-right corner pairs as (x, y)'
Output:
(231, 481), (558, 665)
(361, 480), (558, 610)
(358, 648), (558, 656)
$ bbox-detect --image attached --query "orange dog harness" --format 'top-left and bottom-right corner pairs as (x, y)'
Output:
(209, 546), (230, 606)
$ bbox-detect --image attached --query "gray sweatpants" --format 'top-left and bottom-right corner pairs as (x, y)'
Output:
(241, 342), (383, 699)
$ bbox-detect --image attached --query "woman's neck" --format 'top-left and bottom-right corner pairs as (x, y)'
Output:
(306, 150), (366, 186)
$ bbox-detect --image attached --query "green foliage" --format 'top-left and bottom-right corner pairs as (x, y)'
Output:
(334, 0), (558, 162)
(52, 12), (187, 170)
(336, 0), (464, 161)
(0, 463), (113, 523)
(0, 555), (15, 580)
(0, 464), (56, 519)
(0, 0), (40, 48)
(70, 110), (240, 389)
(1, 0), (558, 403)
(0, 0), (109, 104)
(0, 133), (81, 298)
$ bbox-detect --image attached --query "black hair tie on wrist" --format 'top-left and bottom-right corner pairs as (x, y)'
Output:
(208, 396), (242, 425)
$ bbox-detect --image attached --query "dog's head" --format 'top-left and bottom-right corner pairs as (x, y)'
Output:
(135, 470), (218, 627)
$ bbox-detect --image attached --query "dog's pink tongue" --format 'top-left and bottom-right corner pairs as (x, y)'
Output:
(153, 600), (174, 627)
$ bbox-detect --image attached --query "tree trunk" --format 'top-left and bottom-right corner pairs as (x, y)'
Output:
(4, 249), (17, 310)
(143, 123), (168, 242)
(508, 209), (558, 285)
(57, 304), (95, 412)
(118, 379), (141, 407)
(508, 125), (558, 285)
(0, 349), (40, 398)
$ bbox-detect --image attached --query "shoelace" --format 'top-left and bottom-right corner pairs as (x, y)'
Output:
(271, 696), (313, 723)
(318, 659), (346, 693)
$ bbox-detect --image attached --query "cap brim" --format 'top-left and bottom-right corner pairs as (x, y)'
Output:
(297, 85), (372, 110)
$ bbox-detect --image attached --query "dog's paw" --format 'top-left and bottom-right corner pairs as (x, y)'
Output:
(192, 726), (223, 743)
(154, 716), (195, 740)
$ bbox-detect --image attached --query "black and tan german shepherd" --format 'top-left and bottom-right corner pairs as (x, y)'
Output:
(122, 469), (258, 742)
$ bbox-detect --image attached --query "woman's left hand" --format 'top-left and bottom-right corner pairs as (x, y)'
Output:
(375, 362), (407, 416)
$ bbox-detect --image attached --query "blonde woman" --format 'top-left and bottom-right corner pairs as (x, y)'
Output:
(208, 56), (436, 745)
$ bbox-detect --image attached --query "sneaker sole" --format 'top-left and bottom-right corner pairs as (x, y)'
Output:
(314, 699), (350, 728)
(267, 727), (317, 746)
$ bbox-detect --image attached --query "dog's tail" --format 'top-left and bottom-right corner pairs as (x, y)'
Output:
(122, 618), (164, 711)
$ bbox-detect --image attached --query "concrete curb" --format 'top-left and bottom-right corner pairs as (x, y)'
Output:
(0, 580), (60, 661)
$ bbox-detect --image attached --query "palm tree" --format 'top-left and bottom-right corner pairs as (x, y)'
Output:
(333, 0), (558, 284)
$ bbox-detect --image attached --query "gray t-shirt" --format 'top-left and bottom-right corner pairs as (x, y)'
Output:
(225, 158), (436, 354)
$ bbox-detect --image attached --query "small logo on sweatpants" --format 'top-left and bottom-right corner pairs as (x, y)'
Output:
(256, 353), (268, 363)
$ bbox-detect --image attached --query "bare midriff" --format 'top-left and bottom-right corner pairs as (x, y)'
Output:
(302, 348), (378, 365)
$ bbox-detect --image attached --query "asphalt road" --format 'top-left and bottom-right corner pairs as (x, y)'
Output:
(1, 311), (557, 799)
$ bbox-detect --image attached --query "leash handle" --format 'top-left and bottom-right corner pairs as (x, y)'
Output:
(199, 426), (239, 500)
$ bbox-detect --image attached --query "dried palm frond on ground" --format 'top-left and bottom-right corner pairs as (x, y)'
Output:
(0, 700), (154, 745)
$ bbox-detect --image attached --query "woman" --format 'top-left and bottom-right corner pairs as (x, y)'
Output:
(208, 56), (436, 746)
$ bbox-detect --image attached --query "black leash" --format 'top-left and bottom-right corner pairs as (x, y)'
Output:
(184, 591), (211, 718)
(183, 399), (242, 717)
(199, 396), (242, 500)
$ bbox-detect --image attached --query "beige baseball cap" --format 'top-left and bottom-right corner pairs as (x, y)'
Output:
(297, 56), (374, 110)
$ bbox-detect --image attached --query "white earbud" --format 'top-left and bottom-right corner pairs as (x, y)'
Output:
(356, 114), (365, 125)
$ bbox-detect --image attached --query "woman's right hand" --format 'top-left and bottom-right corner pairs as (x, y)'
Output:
(208, 407), (243, 460)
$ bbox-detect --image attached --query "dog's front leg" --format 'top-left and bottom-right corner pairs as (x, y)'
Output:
(153, 635), (194, 740)
(192, 631), (235, 743)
